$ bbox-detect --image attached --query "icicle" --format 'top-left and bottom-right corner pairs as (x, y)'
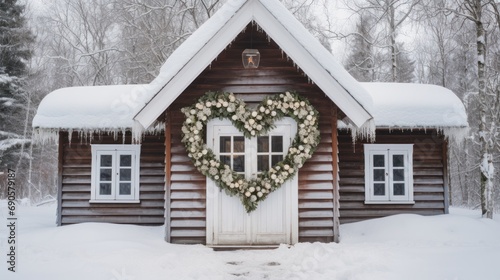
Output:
(145, 121), (165, 135)
(441, 127), (470, 145)
(132, 120), (145, 143)
(32, 128), (59, 145)
(339, 118), (376, 144)
(32, 121), (166, 146)
(351, 119), (376, 143)
(78, 130), (85, 144)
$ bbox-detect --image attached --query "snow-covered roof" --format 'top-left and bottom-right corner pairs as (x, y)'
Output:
(33, 85), (146, 130)
(359, 83), (468, 128)
(32, 85), (149, 141)
(132, 0), (374, 136)
(33, 83), (467, 134)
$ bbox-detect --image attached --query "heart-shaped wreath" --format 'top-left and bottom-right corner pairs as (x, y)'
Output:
(181, 91), (320, 212)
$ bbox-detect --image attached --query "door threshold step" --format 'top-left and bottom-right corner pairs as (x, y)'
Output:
(209, 245), (285, 251)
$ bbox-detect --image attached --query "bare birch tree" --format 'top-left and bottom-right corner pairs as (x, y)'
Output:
(445, 0), (500, 218)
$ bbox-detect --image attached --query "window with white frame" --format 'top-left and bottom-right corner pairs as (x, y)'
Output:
(364, 144), (414, 204)
(90, 145), (141, 203)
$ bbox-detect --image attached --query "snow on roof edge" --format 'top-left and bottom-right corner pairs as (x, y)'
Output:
(339, 82), (469, 142)
(360, 82), (468, 128)
(32, 84), (164, 144)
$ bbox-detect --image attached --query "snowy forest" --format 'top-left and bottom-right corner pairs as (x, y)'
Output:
(0, 0), (499, 217)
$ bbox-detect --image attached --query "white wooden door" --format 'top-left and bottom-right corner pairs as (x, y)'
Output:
(206, 118), (298, 245)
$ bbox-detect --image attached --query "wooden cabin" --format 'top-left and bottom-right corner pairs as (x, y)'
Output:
(33, 0), (468, 246)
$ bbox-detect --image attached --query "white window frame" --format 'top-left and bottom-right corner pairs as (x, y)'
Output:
(90, 144), (141, 203)
(364, 144), (414, 204)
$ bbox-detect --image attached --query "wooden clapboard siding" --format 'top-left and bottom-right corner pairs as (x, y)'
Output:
(331, 109), (340, 243)
(166, 23), (338, 244)
(338, 129), (447, 224)
(58, 131), (165, 225)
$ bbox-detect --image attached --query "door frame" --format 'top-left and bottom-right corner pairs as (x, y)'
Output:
(206, 118), (298, 246)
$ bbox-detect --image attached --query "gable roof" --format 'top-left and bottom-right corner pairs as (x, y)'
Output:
(132, 0), (374, 135)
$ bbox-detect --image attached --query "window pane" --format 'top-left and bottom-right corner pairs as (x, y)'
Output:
(233, 156), (245, 172)
(258, 155), (269, 172)
(272, 155), (283, 166)
(393, 154), (405, 167)
(119, 183), (131, 195)
(271, 136), (283, 152)
(373, 169), (385, 182)
(220, 137), (231, 153)
(220, 155), (231, 167)
(393, 183), (405, 195)
(374, 183), (385, 196)
(393, 169), (405, 181)
(258, 136), (269, 153)
(120, 155), (132, 167)
(373, 155), (385, 167)
(99, 183), (112, 195)
(100, 155), (112, 167)
(233, 136), (245, 153)
(100, 169), (112, 181)
(120, 169), (131, 181)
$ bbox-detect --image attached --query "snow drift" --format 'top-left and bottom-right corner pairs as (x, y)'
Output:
(0, 202), (499, 280)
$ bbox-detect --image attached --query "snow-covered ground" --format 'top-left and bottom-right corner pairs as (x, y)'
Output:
(1, 201), (499, 280)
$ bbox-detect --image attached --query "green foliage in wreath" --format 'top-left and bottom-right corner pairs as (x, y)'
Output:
(181, 91), (320, 212)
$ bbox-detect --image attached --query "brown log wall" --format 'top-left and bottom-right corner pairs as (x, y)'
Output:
(58, 132), (166, 225)
(338, 129), (447, 224)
